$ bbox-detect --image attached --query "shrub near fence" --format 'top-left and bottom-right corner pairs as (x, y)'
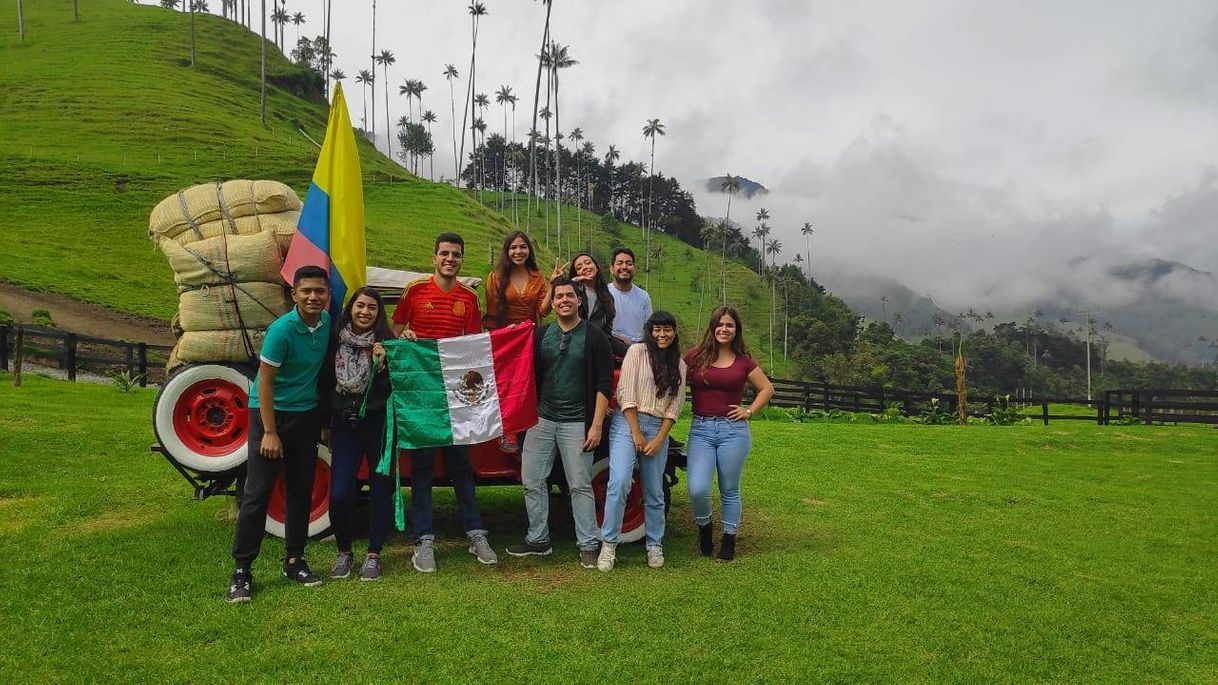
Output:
(0, 324), (173, 385)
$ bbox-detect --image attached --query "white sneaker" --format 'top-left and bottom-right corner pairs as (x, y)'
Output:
(647, 546), (665, 569)
(596, 542), (617, 572)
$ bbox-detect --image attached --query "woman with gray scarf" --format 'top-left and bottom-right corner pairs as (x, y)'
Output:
(319, 286), (394, 581)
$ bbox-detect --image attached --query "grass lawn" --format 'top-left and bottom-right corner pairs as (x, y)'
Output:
(0, 373), (1214, 683)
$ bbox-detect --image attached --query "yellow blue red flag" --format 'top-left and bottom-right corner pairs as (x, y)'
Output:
(281, 83), (366, 316)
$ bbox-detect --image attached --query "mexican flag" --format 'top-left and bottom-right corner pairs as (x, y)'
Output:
(378, 322), (538, 458)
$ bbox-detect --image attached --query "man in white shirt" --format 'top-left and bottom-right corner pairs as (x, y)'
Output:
(608, 247), (652, 348)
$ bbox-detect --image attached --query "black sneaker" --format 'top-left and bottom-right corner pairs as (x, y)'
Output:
(283, 558), (323, 587)
(226, 568), (252, 603)
(505, 539), (553, 557)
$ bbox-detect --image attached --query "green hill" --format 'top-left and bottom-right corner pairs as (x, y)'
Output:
(0, 0), (791, 371)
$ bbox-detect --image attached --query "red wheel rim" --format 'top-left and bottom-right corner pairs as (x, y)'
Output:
(267, 458), (332, 526)
(171, 378), (249, 456)
(593, 466), (646, 534)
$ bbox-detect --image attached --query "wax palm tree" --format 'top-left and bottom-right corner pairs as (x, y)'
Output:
(474, 93), (491, 194)
(801, 221), (813, 275)
(604, 145), (620, 218)
(259, 0), (267, 125)
(459, 2), (488, 191)
(569, 127), (584, 245)
(375, 50), (395, 159)
(755, 220), (771, 275)
(443, 64), (460, 182)
(330, 69), (346, 84)
(292, 11), (305, 42)
(354, 70), (374, 137)
(547, 42), (577, 258)
(271, 6), (290, 53)
(766, 238), (783, 367)
(642, 117), (665, 287)
(495, 85), (514, 209)
(370, 0), (377, 145)
(529, 0), (554, 223)
(422, 110), (437, 179)
(718, 174), (740, 303)
(698, 221), (720, 315)
(189, 0), (197, 66)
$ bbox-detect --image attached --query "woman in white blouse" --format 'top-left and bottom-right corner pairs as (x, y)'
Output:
(597, 311), (687, 571)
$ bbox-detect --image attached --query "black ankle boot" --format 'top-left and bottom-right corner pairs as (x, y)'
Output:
(716, 533), (736, 562)
(698, 523), (714, 556)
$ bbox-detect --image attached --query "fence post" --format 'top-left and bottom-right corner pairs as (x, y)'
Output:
(138, 343), (148, 387)
(124, 343), (134, 376)
(1041, 400), (1049, 426)
(65, 333), (78, 382)
(902, 392), (913, 417)
(0, 324), (8, 371)
(822, 386), (830, 412)
(1144, 393), (1153, 425)
(878, 387), (886, 412)
(13, 327), (23, 387)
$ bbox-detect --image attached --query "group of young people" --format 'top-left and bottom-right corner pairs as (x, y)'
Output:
(225, 230), (774, 603)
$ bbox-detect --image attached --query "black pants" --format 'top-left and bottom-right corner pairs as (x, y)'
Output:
(231, 409), (322, 569)
(329, 416), (393, 554)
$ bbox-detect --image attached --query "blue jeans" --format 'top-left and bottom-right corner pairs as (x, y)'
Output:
(409, 444), (486, 542)
(601, 412), (668, 547)
(686, 415), (751, 534)
(520, 417), (598, 551)
(329, 417), (393, 554)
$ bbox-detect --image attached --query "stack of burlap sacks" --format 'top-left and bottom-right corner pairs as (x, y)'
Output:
(149, 180), (303, 371)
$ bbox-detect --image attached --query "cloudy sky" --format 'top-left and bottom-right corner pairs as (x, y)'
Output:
(295, 0), (1218, 312)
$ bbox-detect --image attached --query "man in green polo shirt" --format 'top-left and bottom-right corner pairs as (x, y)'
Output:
(226, 265), (332, 603)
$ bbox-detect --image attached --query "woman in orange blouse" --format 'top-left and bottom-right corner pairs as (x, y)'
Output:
(483, 230), (554, 330)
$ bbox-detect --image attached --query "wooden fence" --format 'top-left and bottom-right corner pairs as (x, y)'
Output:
(0, 324), (174, 386)
(756, 377), (1218, 426)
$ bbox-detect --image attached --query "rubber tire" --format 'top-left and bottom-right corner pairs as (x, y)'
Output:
(153, 363), (254, 474)
(591, 458), (646, 544)
(263, 445), (334, 540)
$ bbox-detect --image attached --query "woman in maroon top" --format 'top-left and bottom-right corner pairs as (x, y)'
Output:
(682, 306), (774, 561)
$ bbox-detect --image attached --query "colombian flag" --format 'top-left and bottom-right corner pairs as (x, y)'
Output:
(281, 83), (366, 315)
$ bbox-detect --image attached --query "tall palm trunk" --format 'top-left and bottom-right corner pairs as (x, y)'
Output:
(511, 103), (519, 229)
(383, 63), (391, 159)
(189, 4), (196, 67)
(448, 77), (458, 181)
(260, 0), (266, 125)
(528, 1), (552, 231)
(17, 0), (24, 43)
(370, 0), (377, 151)
(645, 138), (656, 287)
(553, 70), (563, 260)
(501, 102), (509, 211)
(721, 195), (733, 304)
(361, 83), (369, 138)
(324, 0), (332, 98)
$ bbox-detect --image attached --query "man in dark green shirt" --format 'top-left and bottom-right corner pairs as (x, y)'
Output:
(507, 277), (613, 568)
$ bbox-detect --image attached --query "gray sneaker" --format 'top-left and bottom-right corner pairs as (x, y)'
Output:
(412, 539), (436, 573)
(359, 554), (382, 581)
(330, 552), (354, 579)
(580, 549), (599, 569)
(647, 546), (665, 569)
(468, 532), (499, 565)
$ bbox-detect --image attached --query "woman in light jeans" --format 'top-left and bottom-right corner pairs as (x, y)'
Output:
(597, 311), (686, 571)
(682, 306), (774, 561)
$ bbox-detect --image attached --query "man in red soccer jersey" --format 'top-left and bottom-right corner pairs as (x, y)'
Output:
(391, 232), (498, 572)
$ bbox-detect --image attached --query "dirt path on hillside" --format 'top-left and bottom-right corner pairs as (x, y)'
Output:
(0, 282), (175, 345)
